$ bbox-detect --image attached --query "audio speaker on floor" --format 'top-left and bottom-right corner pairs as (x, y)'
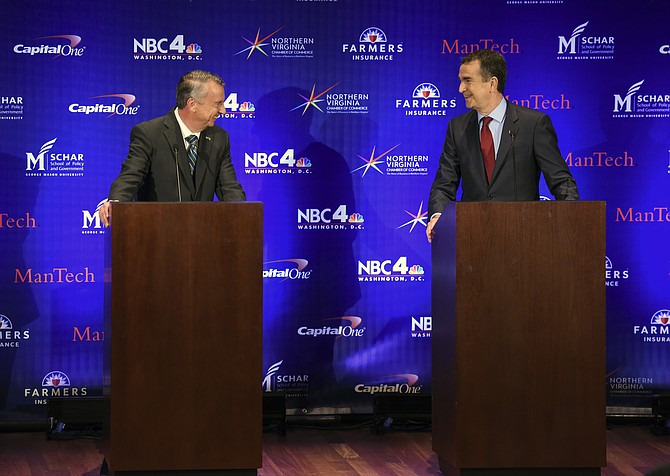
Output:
(372, 393), (431, 434)
(46, 396), (103, 439)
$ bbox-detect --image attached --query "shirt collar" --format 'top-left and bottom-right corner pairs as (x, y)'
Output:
(477, 97), (507, 124)
(174, 107), (200, 141)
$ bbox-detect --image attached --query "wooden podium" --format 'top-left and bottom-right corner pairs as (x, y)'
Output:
(431, 201), (606, 476)
(102, 202), (263, 475)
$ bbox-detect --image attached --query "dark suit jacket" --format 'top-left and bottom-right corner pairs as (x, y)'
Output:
(428, 101), (578, 216)
(108, 110), (246, 202)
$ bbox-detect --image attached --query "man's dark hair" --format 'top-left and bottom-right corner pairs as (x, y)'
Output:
(461, 49), (507, 94)
(176, 70), (225, 108)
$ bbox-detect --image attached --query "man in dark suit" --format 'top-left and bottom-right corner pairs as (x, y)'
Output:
(426, 50), (578, 242)
(99, 70), (246, 227)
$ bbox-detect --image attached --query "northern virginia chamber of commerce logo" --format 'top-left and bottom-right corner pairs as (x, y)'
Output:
(0, 314), (31, 348)
(397, 202), (428, 234)
(351, 144), (428, 177)
(292, 82), (370, 115)
(236, 26), (315, 59)
(557, 21), (615, 60)
(14, 34), (86, 58)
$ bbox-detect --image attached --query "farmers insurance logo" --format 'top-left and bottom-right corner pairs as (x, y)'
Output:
(69, 94), (140, 117)
(342, 27), (403, 61)
(395, 83), (457, 116)
(613, 80), (670, 118)
(262, 360), (309, 397)
(354, 374), (423, 395)
(605, 256), (629, 287)
(352, 144), (428, 177)
(133, 34), (202, 61)
(0, 314), (31, 348)
(633, 309), (670, 343)
(358, 256), (425, 282)
(236, 26), (315, 59)
(557, 21), (615, 60)
(25, 138), (84, 177)
(24, 371), (88, 405)
(13, 35), (85, 58)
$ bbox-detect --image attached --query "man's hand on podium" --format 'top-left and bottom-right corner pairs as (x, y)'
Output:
(426, 213), (441, 243)
(99, 201), (113, 228)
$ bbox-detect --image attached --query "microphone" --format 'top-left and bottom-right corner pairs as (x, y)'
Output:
(508, 130), (518, 201)
(173, 145), (182, 202)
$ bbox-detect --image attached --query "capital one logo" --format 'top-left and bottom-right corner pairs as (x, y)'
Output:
(614, 80), (644, 113)
(26, 138), (57, 171)
(558, 21), (588, 54)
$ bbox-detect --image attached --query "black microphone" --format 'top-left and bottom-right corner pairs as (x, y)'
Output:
(509, 130), (518, 201)
(173, 145), (182, 202)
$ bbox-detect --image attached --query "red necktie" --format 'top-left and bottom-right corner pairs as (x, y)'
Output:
(480, 116), (495, 183)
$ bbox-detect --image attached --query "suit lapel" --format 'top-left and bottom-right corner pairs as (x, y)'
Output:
(163, 112), (195, 199)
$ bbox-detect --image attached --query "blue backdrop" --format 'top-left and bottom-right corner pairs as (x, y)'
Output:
(1, 0), (669, 421)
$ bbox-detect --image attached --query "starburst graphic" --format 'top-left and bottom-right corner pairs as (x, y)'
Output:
(351, 144), (401, 177)
(291, 83), (340, 115)
(397, 202), (428, 233)
(236, 26), (284, 59)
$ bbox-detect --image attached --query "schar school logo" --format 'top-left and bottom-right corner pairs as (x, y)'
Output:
(633, 309), (670, 343)
(358, 257), (425, 282)
(605, 256), (630, 287)
(354, 374), (423, 395)
(397, 202), (428, 233)
(613, 80), (670, 118)
(14, 35), (85, 58)
(69, 94), (140, 117)
(395, 83), (457, 116)
(557, 21), (615, 60)
(1, 96), (24, 120)
(25, 138), (84, 177)
(297, 205), (364, 230)
(220, 92), (255, 119)
(352, 144), (429, 178)
(133, 34), (202, 61)
(24, 371), (88, 405)
(82, 199), (107, 235)
(244, 148), (312, 175)
(297, 316), (365, 338)
(342, 27), (403, 61)
(263, 259), (312, 281)
(262, 360), (309, 397)
(0, 314), (31, 348)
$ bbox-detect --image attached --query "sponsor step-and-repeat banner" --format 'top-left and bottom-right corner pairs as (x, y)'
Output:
(1, 0), (668, 421)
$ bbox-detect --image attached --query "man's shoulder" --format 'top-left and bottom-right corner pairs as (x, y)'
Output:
(507, 101), (546, 120)
(133, 111), (174, 131)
